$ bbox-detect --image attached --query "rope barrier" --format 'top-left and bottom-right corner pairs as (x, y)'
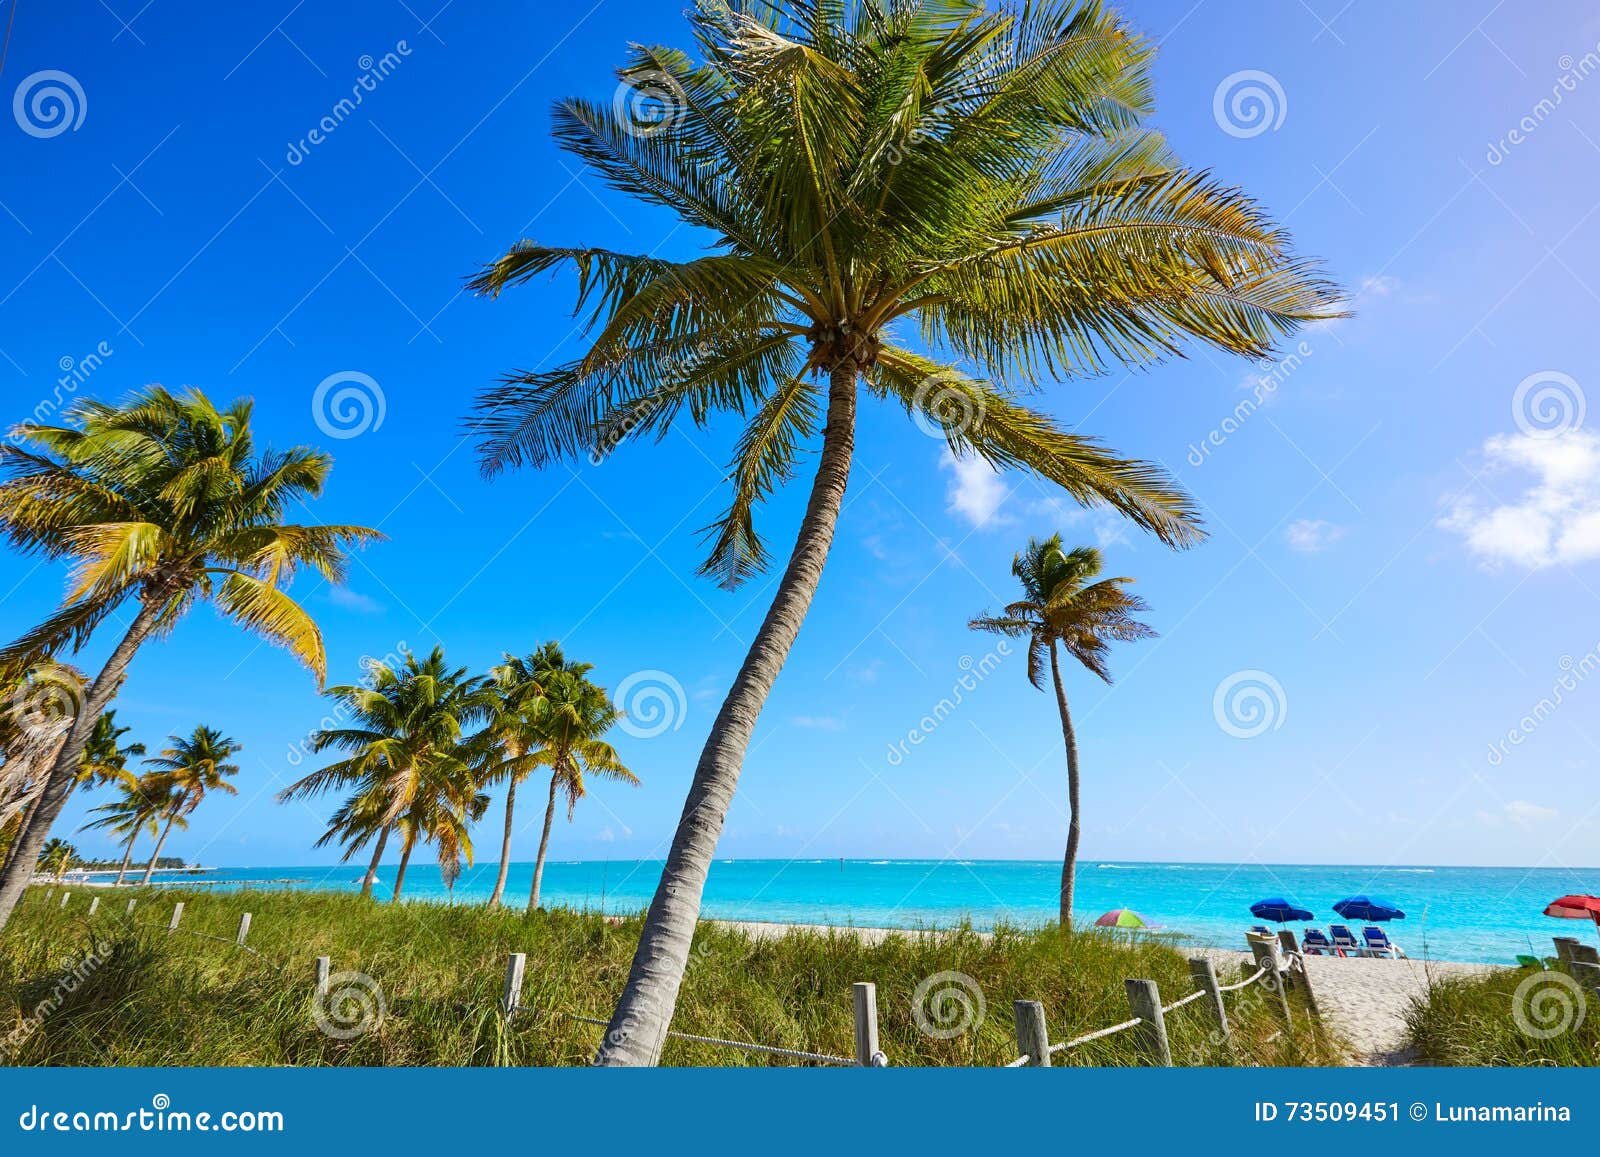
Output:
(1004, 1054), (1032, 1068)
(546, 1009), (858, 1066)
(1160, 988), (1207, 1013)
(1216, 965), (1269, 993)
(1048, 1015), (1143, 1054)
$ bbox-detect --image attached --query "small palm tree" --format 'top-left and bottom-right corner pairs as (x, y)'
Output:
(37, 837), (77, 881)
(73, 711), (145, 794)
(278, 648), (496, 901)
(138, 727), (242, 884)
(970, 536), (1154, 925)
(468, 0), (1338, 1063)
(0, 386), (379, 930)
(81, 773), (171, 885)
(519, 669), (636, 912)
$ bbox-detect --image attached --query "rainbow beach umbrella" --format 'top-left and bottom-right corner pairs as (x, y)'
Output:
(1094, 908), (1156, 929)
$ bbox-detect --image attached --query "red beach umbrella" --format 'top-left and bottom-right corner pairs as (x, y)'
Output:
(1544, 894), (1600, 922)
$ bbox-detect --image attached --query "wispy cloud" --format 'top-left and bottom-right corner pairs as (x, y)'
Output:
(1440, 430), (1600, 568)
(328, 587), (385, 614)
(939, 450), (1009, 528)
(1286, 518), (1347, 552)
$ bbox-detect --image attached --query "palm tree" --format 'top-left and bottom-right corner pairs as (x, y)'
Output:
(970, 536), (1153, 925)
(478, 641), (585, 908)
(467, 1), (1338, 1063)
(389, 759), (489, 902)
(0, 386), (380, 929)
(518, 669), (636, 913)
(81, 774), (172, 885)
(37, 837), (77, 881)
(138, 727), (241, 885)
(278, 648), (496, 901)
(73, 711), (145, 794)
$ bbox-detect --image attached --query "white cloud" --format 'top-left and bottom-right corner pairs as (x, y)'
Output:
(328, 587), (384, 614)
(1440, 430), (1600, 568)
(1286, 519), (1347, 552)
(791, 715), (845, 731)
(939, 450), (1009, 527)
(1505, 799), (1559, 826)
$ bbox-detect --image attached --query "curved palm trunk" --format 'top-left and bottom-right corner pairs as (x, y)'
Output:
(391, 830), (415, 902)
(527, 773), (559, 913)
(113, 830), (139, 885)
(1048, 643), (1082, 927)
(489, 778), (518, 908)
(360, 826), (389, 899)
(0, 602), (160, 931)
(596, 363), (859, 1066)
(140, 813), (177, 886)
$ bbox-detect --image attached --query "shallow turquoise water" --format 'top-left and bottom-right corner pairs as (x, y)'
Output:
(102, 859), (1600, 965)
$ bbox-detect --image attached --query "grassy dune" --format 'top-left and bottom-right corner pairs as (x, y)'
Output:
(1, 886), (1338, 1067)
(1403, 964), (1599, 1066)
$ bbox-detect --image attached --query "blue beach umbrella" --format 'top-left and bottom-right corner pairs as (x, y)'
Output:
(1332, 895), (1405, 922)
(1250, 897), (1314, 923)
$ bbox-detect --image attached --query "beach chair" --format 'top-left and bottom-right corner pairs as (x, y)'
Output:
(1515, 954), (1545, 970)
(1301, 928), (1333, 955)
(1328, 924), (1363, 956)
(1251, 924), (1273, 937)
(1362, 926), (1400, 958)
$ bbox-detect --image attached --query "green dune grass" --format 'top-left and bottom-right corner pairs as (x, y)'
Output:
(1403, 964), (1599, 1066)
(2, 886), (1339, 1067)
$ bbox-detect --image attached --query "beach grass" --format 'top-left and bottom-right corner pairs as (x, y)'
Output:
(1402, 963), (1599, 1066)
(1, 886), (1339, 1067)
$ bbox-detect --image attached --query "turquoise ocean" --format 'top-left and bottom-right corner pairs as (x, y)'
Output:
(104, 859), (1600, 965)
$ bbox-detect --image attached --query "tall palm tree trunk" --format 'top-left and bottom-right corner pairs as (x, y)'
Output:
(140, 814), (177, 886)
(113, 830), (139, 885)
(528, 773), (559, 913)
(0, 602), (160, 931)
(489, 778), (518, 908)
(596, 362), (858, 1066)
(1049, 643), (1082, 927)
(391, 830), (415, 902)
(360, 826), (389, 899)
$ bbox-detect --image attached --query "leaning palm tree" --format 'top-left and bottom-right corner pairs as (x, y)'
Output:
(477, 642), (588, 908)
(138, 726), (241, 885)
(519, 669), (636, 913)
(468, 0), (1339, 1063)
(388, 758), (489, 903)
(278, 648), (496, 901)
(37, 837), (77, 881)
(81, 773), (170, 885)
(73, 711), (145, 795)
(0, 386), (379, 929)
(970, 536), (1153, 925)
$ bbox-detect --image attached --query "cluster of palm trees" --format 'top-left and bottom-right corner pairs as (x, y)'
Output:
(0, 1), (1339, 1067)
(279, 643), (637, 908)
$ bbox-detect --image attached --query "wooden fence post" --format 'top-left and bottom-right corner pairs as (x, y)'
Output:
(1013, 999), (1051, 1067)
(1569, 960), (1600, 992)
(501, 953), (527, 1020)
(126, 898), (137, 917)
(853, 981), (885, 1066)
(235, 912), (252, 946)
(1123, 979), (1171, 1066)
(1574, 943), (1600, 966)
(87, 896), (99, 916)
(1249, 937), (1293, 1029)
(1289, 953), (1320, 1019)
(1553, 936), (1579, 964)
(59, 891), (70, 909)
(315, 956), (331, 998)
(168, 901), (184, 932)
(1276, 929), (1299, 956)
(1189, 957), (1229, 1040)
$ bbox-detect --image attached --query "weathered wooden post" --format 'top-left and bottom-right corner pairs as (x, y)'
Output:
(501, 953), (527, 1020)
(1276, 929), (1299, 955)
(1289, 953), (1320, 1019)
(1013, 999), (1052, 1067)
(1569, 960), (1600, 992)
(1189, 957), (1229, 1040)
(1124, 979), (1171, 1066)
(1553, 936), (1579, 964)
(315, 956), (331, 998)
(87, 896), (99, 916)
(853, 981), (885, 1066)
(235, 912), (252, 946)
(59, 891), (70, 909)
(168, 901), (184, 931)
(1575, 943), (1600, 966)
(126, 898), (137, 917)
(1250, 936), (1293, 1029)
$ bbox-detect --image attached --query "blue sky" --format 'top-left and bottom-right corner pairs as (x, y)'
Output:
(4, 0), (1600, 875)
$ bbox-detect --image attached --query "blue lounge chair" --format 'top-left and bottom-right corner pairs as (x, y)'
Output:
(1328, 924), (1362, 956)
(1301, 928), (1333, 955)
(1251, 924), (1273, 937)
(1362, 926), (1401, 958)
